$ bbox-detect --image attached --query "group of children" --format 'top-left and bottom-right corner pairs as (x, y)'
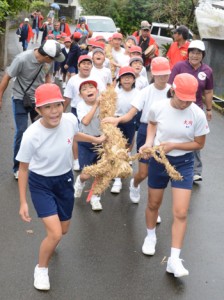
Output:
(15, 22), (210, 290)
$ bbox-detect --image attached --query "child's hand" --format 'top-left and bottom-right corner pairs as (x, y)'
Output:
(139, 144), (152, 159)
(19, 203), (31, 222)
(159, 142), (174, 154)
(101, 117), (119, 126)
(95, 134), (106, 144)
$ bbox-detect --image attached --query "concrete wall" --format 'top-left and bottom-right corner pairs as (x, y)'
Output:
(0, 21), (9, 70)
(203, 39), (224, 98)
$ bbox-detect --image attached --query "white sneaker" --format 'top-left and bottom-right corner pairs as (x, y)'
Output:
(129, 178), (140, 203)
(73, 159), (80, 171)
(62, 82), (66, 89)
(142, 235), (157, 255)
(166, 257), (189, 277)
(90, 195), (102, 211)
(157, 215), (161, 224)
(111, 181), (122, 193)
(193, 174), (202, 182)
(14, 171), (19, 180)
(74, 175), (85, 198)
(34, 265), (50, 290)
(59, 74), (63, 81)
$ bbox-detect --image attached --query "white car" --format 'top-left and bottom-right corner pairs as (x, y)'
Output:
(81, 15), (119, 40)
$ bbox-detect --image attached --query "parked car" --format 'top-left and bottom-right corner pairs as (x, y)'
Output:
(81, 15), (119, 40)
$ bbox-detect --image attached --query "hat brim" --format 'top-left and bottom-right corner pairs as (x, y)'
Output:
(175, 91), (196, 102)
(54, 53), (65, 62)
(152, 70), (171, 76)
(141, 27), (150, 30)
(36, 98), (65, 107)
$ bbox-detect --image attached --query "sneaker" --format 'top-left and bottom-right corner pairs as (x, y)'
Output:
(193, 174), (202, 182)
(59, 74), (63, 81)
(34, 265), (50, 290)
(14, 171), (19, 180)
(90, 195), (102, 211)
(73, 159), (80, 171)
(111, 181), (122, 193)
(74, 175), (85, 198)
(129, 178), (140, 203)
(157, 215), (161, 224)
(166, 257), (189, 277)
(62, 82), (66, 89)
(142, 235), (157, 255)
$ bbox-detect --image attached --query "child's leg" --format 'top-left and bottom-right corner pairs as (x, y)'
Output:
(39, 215), (70, 267)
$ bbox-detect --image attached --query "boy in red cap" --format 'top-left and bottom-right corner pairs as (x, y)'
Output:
(16, 83), (105, 291)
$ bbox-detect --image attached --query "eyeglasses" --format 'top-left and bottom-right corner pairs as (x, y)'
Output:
(189, 51), (203, 56)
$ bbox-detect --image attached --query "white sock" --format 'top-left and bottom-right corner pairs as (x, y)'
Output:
(114, 177), (121, 183)
(170, 247), (181, 259)
(147, 227), (156, 239)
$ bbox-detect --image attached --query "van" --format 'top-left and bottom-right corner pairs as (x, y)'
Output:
(81, 16), (118, 40)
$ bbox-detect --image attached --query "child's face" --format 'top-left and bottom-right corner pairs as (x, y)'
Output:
(93, 51), (105, 66)
(112, 38), (122, 49)
(130, 51), (142, 57)
(36, 102), (63, 128)
(131, 61), (143, 75)
(78, 61), (92, 77)
(64, 41), (71, 48)
(125, 39), (135, 51)
(120, 74), (135, 91)
(80, 84), (98, 103)
(154, 74), (170, 86)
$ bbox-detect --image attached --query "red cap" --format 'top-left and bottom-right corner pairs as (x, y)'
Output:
(95, 35), (106, 42)
(129, 46), (142, 54)
(92, 41), (105, 50)
(35, 84), (64, 107)
(56, 34), (61, 39)
(79, 79), (98, 91)
(64, 37), (71, 43)
(73, 32), (82, 39)
(151, 57), (171, 76)
(118, 66), (135, 78)
(173, 73), (198, 101)
(61, 32), (67, 37)
(78, 55), (92, 65)
(47, 34), (55, 40)
(112, 33), (123, 40)
(86, 38), (95, 46)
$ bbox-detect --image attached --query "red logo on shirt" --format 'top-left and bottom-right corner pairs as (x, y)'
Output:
(184, 120), (193, 128)
(67, 138), (72, 144)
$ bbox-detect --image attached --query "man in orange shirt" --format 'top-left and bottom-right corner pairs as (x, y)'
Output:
(166, 25), (190, 70)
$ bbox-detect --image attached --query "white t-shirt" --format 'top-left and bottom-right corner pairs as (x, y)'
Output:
(77, 100), (101, 136)
(149, 99), (210, 156)
(140, 66), (148, 79)
(115, 86), (139, 117)
(112, 47), (125, 76)
(89, 51), (110, 68)
(64, 74), (105, 108)
(16, 113), (79, 176)
(91, 66), (112, 89)
(131, 83), (170, 123)
(135, 75), (148, 90)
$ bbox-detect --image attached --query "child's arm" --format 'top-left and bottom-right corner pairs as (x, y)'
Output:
(74, 132), (105, 144)
(81, 101), (99, 126)
(18, 162), (31, 222)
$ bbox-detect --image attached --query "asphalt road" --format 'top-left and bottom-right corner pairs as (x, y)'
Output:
(0, 30), (224, 300)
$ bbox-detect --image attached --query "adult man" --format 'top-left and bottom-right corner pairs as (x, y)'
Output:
(63, 55), (105, 170)
(166, 25), (190, 70)
(133, 21), (159, 70)
(59, 16), (71, 36)
(0, 40), (65, 179)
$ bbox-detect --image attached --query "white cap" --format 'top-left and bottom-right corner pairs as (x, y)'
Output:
(39, 40), (65, 62)
(188, 40), (205, 51)
(24, 18), (29, 22)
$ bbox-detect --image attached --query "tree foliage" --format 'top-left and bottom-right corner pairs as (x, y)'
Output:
(80, 0), (199, 35)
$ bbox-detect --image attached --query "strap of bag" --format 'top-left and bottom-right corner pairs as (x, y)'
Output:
(17, 65), (43, 93)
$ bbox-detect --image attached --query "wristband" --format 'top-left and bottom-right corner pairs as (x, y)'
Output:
(206, 108), (212, 111)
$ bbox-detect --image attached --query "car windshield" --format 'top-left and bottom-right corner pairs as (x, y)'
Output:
(87, 19), (116, 32)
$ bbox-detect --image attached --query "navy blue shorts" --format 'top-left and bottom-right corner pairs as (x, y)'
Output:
(71, 107), (78, 118)
(136, 123), (149, 164)
(78, 141), (99, 170)
(68, 66), (78, 74)
(148, 152), (194, 190)
(118, 119), (135, 145)
(29, 170), (74, 221)
(135, 111), (142, 131)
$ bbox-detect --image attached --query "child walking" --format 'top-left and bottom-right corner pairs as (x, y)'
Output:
(16, 83), (104, 291)
(74, 79), (103, 210)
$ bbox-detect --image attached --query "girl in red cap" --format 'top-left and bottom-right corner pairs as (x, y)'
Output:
(16, 83), (104, 291)
(140, 73), (209, 277)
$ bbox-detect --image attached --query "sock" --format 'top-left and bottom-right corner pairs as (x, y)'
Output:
(170, 247), (181, 259)
(147, 227), (156, 239)
(114, 177), (121, 183)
